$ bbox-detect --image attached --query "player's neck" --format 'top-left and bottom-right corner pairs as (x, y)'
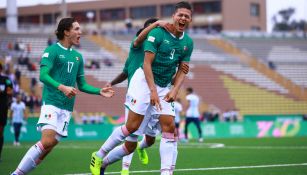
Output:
(165, 24), (183, 38)
(59, 40), (72, 49)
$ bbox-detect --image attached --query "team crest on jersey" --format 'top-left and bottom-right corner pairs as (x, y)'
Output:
(44, 114), (52, 119)
(76, 57), (79, 61)
(183, 46), (188, 51)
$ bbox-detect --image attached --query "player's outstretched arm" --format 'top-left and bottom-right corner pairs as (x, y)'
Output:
(77, 75), (114, 97)
(108, 72), (128, 87)
(100, 86), (114, 98)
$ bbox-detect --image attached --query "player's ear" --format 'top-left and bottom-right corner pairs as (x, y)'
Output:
(64, 29), (70, 37)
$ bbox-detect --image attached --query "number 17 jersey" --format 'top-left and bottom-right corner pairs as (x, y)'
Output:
(40, 42), (84, 111)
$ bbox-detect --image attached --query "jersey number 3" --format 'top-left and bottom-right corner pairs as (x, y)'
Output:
(67, 62), (74, 73)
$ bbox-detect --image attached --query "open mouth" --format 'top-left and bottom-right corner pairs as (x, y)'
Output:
(178, 22), (185, 30)
(76, 36), (81, 43)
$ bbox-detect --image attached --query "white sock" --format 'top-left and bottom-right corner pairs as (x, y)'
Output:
(170, 141), (178, 175)
(122, 152), (134, 170)
(160, 132), (175, 175)
(138, 137), (148, 149)
(13, 141), (45, 175)
(102, 144), (130, 168)
(97, 125), (130, 158)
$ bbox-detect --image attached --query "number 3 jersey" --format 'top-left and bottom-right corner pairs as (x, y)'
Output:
(144, 27), (193, 87)
(40, 42), (84, 111)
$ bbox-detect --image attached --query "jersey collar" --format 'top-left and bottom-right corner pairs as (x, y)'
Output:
(57, 42), (73, 51)
(169, 32), (185, 40)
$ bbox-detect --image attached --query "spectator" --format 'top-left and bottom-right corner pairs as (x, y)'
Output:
(268, 60), (276, 70)
(103, 58), (113, 67)
(25, 93), (36, 114)
(30, 77), (37, 92)
(47, 37), (53, 46)
(26, 43), (32, 53)
(15, 68), (21, 85)
(222, 110), (232, 122)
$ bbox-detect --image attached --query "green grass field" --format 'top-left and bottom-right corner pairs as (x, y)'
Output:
(1, 137), (307, 175)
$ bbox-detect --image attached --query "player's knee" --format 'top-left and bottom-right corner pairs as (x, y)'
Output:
(125, 122), (140, 133)
(41, 138), (58, 150)
(161, 123), (175, 133)
(125, 141), (137, 153)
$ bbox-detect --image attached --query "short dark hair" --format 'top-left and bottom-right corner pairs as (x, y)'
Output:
(175, 1), (193, 13)
(55, 17), (77, 40)
(186, 87), (193, 93)
(0, 62), (2, 71)
(136, 18), (159, 36)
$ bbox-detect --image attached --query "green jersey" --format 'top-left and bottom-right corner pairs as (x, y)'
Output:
(40, 42), (84, 111)
(144, 27), (193, 87)
(123, 37), (144, 86)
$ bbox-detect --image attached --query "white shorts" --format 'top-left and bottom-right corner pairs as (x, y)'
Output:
(124, 104), (160, 137)
(37, 105), (72, 137)
(125, 68), (175, 117)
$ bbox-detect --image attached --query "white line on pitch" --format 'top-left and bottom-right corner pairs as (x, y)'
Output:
(65, 162), (307, 175)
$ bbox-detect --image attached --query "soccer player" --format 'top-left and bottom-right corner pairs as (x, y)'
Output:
(0, 62), (13, 161)
(90, 18), (168, 175)
(10, 94), (27, 146)
(142, 1), (193, 174)
(10, 17), (114, 175)
(90, 2), (193, 175)
(104, 18), (167, 175)
(184, 87), (203, 142)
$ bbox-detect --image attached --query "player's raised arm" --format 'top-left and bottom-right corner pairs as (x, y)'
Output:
(134, 20), (168, 48)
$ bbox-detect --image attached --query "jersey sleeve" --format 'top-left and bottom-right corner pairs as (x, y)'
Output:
(144, 28), (163, 54)
(40, 46), (57, 68)
(182, 38), (194, 62)
(77, 54), (85, 78)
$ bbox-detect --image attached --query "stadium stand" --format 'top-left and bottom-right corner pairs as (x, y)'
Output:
(1, 32), (307, 118)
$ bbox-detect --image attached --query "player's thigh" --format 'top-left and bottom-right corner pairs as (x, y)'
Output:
(125, 110), (145, 132)
(159, 115), (175, 133)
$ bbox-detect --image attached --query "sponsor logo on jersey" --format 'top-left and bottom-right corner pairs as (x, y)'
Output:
(42, 53), (49, 58)
(148, 36), (155, 42)
(59, 55), (65, 59)
(163, 40), (170, 44)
